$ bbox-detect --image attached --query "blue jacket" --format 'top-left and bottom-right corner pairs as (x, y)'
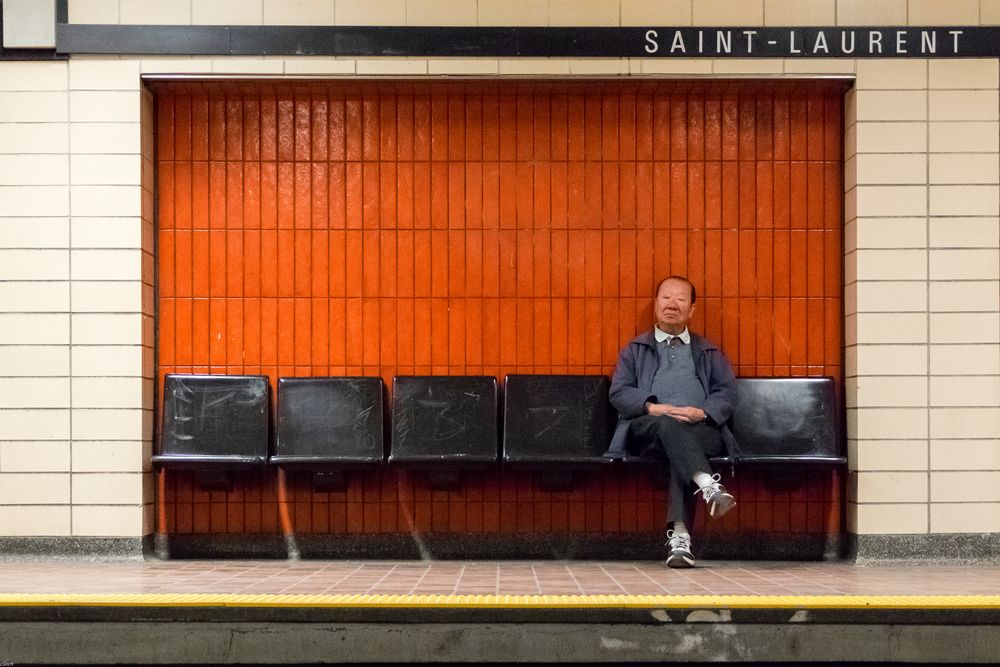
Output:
(605, 329), (740, 459)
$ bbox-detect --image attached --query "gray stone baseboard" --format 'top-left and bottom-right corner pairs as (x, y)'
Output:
(0, 536), (150, 560)
(6, 533), (998, 563)
(153, 532), (846, 561)
(849, 533), (1000, 565)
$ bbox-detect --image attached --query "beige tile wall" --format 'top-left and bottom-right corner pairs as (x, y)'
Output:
(3, 2), (998, 539)
(846, 56), (1000, 536)
(63, 0), (1000, 25)
(0, 56), (153, 539)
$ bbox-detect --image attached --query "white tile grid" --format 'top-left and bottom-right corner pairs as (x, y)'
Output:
(849, 60), (1000, 533)
(1, 49), (993, 536)
(0, 69), (153, 534)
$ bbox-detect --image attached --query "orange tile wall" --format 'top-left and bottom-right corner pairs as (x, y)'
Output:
(155, 80), (844, 538)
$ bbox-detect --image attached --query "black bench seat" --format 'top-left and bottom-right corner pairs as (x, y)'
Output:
(389, 376), (498, 487)
(502, 374), (614, 489)
(623, 377), (846, 481)
(271, 377), (385, 490)
(271, 377), (385, 469)
(500, 375), (845, 485)
(153, 374), (270, 487)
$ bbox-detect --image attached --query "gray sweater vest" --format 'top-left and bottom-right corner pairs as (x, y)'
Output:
(649, 339), (707, 408)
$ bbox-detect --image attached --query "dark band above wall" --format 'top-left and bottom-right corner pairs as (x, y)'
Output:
(56, 24), (1000, 58)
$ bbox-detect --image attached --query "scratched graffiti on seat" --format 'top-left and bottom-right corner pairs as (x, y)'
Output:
(159, 375), (268, 458)
(392, 377), (497, 459)
(503, 375), (612, 460)
(277, 378), (383, 458)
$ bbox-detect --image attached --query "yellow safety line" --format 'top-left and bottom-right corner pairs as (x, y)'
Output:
(0, 593), (998, 609)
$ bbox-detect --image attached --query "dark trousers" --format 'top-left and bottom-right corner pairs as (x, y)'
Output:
(628, 415), (724, 525)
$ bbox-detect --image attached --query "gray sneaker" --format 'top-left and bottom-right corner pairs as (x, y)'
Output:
(697, 473), (736, 519)
(665, 530), (695, 568)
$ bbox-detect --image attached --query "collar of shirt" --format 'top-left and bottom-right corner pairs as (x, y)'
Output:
(654, 326), (691, 345)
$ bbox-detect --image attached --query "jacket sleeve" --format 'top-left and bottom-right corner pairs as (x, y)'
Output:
(609, 343), (655, 419)
(702, 348), (738, 425)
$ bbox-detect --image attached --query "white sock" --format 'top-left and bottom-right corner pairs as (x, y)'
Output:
(692, 471), (714, 489)
(672, 521), (689, 537)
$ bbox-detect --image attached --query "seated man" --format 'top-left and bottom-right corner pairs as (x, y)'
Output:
(606, 275), (739, 568)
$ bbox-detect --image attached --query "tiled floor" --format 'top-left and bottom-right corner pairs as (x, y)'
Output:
(1, 560), (999, 597)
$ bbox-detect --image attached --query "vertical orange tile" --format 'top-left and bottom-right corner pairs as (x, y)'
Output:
(584, 162), (602, 230)
(277, 297), (295, 367)
(294, 297), (312, 367)
(807, 93), (825, 161)
(602, 162), (619, 228)
(480, 161), (499, 229)
(492, 94), (513, 163)
(463, 162), (483, 231)
(259, 298), (278, 367)
(720, 161), (738, 230)
(672, 229), (689, 282)
(789, 298), (808, 369)
(159, 298), (176, 367)
(651, 95), (670, 160)
(448, 297), (466, 368)
(687, 94), (706, 160)
(310, 94), (328, 162)
(191, 94), (209, 161)
(739, 161), (756, 229)
(807, 162), (825, 230)
(174, 95), (193, 161)
(448, 93), (466, 161)
(259, 93), (277, 162)
(565, 162), (585, 229)
(670, 93), (688, 160)
(824, 93), (842, 162)
(686, 229), (705, 297)
(635, 93), (652, 162)
(158, 229), (176, 299)
(157, 94), (176, 161)
(430, 229), (449, 298)
(464, 298), (483, 367)
(789, 97), (808, 162)
(686, 162), (704, 229)
(479, 93), (498, 161)
(738, 95), (755, 161)
(739, 229), (756, 296)
(583, 229), (602, 298)
(411, 93), (430, 161)
(618, 162), (636, 229)
(464, 93), (482, 161)
(243, 297), (261, 369)
(275, 94), (294, 162)
(447, 162), (466, 231)
(772, 92), (789, 161)
(481, 297), (500, 367)
(431, 298), (450, 366)
(429, 162), (449, 230)
(362, 162), (380, 230)
(515, 297), (533, 366)
(807, 297), (825, 368)
(209, 96), (226, 161)
(194, 299), (212, 366)
(496, 298), (515, 367)
(430, 93), (449, 161)
(225, 299), (244, 370)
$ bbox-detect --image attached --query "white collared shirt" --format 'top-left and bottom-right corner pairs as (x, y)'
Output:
(654, 325), (691, 345)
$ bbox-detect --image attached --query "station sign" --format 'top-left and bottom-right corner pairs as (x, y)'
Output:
(55, 25), (1000, 58)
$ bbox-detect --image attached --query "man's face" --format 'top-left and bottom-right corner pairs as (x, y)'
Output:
(655, 279), (696, 335)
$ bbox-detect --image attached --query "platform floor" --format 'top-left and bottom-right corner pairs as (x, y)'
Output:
(4, 559), (1000, 663)
(2, 558), (999, 601)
